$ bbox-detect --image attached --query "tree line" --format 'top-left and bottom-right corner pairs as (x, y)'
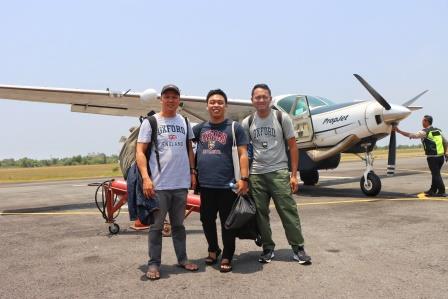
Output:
(375, 144), (422, 150)
(1, 144), (422, 168)
(0, 153), (118, 168)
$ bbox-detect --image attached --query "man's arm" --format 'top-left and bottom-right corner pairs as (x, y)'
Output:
(136, 142), (155, 198)
(288, 137), (299, 193)
(237, 145), (249, 195)
(187, 140), (197, 190)
(442, 134), (448, 161)
(394, 126), (426, 139)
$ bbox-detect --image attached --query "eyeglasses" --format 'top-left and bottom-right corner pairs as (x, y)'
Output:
(252, 95), (271, 101)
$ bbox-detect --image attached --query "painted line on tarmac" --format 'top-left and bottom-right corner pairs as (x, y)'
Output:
(0, 211), (99, 216)
(4, 195), (448, 216)
(267, 195), (448, 208)
(293, 196), (448, 207)
(319, 176), (354, 179)
(399, 168), (448, 176)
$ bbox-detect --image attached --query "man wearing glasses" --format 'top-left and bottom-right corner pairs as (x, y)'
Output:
(242, 83), (312, 265)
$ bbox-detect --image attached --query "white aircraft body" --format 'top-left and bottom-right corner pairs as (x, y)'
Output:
(0, 74), (427, 196)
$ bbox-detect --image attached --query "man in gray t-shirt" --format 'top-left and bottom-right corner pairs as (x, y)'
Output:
(243, 107), (295, 175)
(136, 84), (198, 280)
(242, 83), (311, 265)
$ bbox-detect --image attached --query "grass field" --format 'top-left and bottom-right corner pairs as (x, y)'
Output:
(0, 164), (121, 183)
(341, 147), (424, 161)
(0, 148), (425, 183)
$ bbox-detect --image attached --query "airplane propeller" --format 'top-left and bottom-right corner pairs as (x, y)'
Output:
(353, 74), (406, 176)
(354, 74), (391, 110)
(387, 127), (397, 176)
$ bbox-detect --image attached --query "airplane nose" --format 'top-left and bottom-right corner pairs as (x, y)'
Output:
(382, 104), (411, 123)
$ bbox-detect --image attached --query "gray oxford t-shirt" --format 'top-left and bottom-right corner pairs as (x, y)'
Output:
(137, 113), (194, 190)
(242, 110), (295, 174)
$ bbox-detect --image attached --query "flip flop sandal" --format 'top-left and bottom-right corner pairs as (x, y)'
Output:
(205, 248), (222, 265)
(178, 262), (199, 272)
(146, 266), (161, 280)
(220, 261), (232, 273)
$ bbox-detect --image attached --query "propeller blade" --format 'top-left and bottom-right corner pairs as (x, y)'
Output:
(387, 130), (396, 176)
(402, 90), (429, 107)
(354, 74), (392, 110)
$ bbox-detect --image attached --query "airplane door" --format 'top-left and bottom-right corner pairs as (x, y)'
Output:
(291, 96), (313, 143)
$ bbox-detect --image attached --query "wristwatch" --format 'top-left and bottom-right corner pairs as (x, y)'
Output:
(240, 176), (249, 182)
(190, 168), (197, 175)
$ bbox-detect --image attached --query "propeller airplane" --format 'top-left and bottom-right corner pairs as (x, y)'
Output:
(0, 74), (427, 196)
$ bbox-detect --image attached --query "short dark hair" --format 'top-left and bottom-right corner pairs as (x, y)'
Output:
(206, 89), (227, 103)
(251, 83), (271, 97)
(424, 115), (433, 125)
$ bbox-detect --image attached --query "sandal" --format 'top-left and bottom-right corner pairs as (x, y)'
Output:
(220, 259), (232, 273)
(205, 248), (222, 265)
(146, 266), (161, 280)
(178, 261), (199, 271)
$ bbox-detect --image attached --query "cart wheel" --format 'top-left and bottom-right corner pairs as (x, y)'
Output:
(108, 223), (120, 234)
(162, 222), (172, 237)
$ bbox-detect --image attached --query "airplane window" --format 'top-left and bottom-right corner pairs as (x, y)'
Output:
(294, 97), (309, 116)
(277, 96), (296, 113)
(307, 96), (327, 109)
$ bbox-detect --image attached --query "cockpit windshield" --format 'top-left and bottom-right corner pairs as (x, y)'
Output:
(276, 95), (334, 114)
(306, 96), (334, 109)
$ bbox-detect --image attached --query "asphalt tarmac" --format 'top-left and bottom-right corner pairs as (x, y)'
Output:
(1, 157), (447, 298)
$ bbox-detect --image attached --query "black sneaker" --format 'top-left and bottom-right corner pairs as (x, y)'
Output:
(293, 249), (312, 265)
(424, 190), (437, 197)
(436, 193), (446, 197)
(258, 249), (275, 263)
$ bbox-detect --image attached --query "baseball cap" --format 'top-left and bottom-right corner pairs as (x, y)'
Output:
(161, 84), (180, 95)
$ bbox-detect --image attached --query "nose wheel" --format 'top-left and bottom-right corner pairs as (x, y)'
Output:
(360, 171), (381, 196)
(359, 143), (382, 196)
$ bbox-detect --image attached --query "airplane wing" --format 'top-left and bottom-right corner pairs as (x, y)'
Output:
(0, 84), (254, 121)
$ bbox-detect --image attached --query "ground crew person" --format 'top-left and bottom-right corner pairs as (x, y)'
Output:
(394, 115), (447, 197)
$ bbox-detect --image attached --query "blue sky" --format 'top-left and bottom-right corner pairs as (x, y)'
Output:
(0, 0), (447, 159)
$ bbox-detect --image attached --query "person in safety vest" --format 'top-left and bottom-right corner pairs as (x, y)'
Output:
(394, 115), (448, 197)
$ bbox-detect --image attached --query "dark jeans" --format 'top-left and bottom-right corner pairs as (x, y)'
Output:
(200, 188), (237, 261)
(427, 156), (446, 194)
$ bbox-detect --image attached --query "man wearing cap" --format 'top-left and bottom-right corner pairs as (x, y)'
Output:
(395, 115), (448, 197)
(136, 84), (198, 280)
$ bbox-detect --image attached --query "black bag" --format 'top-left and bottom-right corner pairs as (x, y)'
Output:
(236, 217), (261, 244)
(224, 194), (256, 230)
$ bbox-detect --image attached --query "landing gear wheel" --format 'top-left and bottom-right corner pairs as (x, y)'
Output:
(300, 170), (319, 186)
(162, 222), (172, 237)
(108, 223), (120, 234)
(360, 172), (381, 196)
